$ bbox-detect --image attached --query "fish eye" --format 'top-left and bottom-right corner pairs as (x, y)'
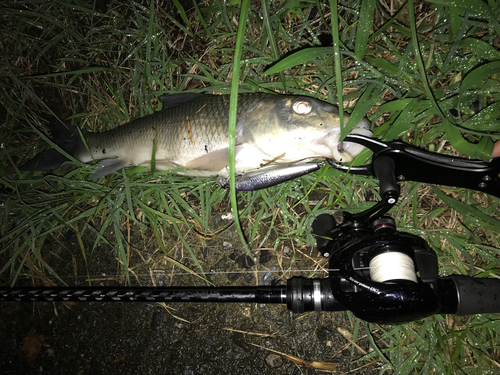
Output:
(292, 99), (312, 115)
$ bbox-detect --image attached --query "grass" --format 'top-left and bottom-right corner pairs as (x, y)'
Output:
(1, 0), (500, 373)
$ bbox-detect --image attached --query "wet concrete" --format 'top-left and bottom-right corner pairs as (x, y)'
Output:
(0, 297), (377, 374)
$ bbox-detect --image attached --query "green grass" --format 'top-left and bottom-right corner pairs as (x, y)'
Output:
(1, 0), (500, 373)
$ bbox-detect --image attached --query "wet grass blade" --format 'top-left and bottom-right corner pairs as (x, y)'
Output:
(228, 0), (251, 257)
(431, 187), (500, 233)
(264, 47), (331, 76)
(458, 38), (500, 60)
(172, 0), (191, 30)
(408, 0), (449, 124)
(330, 0), (344, 138)
(354, 0), (376, 59)
(261, 0), (286, 90)
(344, 83), (379, 135)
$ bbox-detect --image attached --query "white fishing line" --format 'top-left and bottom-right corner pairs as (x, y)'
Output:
(369, 252), (417, 283)
(8, 266), (406, 283)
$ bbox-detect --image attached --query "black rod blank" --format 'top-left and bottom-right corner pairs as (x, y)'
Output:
(0, 278), (345, 314)
(0, 286), (286, 304)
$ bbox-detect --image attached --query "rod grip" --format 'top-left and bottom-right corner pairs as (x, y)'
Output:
(447, 276), (500, 315)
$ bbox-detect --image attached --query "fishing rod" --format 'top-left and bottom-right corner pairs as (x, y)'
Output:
(2, 136), (500, 324)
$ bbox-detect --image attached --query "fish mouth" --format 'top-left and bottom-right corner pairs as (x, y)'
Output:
(310, 117), (372, 162)
(336, 126), (372, 155)
(331, 118), (372, 160)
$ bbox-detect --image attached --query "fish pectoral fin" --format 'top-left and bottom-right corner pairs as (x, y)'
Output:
(185, 147), (239, 172)
(90, 158), (130, 179)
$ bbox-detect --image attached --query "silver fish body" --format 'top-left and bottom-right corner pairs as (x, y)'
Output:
(24, 93), (372, 178)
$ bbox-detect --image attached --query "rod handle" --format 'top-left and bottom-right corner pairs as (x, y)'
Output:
(441, 276), (500, 315)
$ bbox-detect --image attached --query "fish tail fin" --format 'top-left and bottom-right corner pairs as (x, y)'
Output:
(20, 121), (82, 172)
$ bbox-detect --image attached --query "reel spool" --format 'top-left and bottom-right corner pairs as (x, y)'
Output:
(369, 252), (418, 284)
(368, 217), (418, 284)
(326, 216), (441, 323)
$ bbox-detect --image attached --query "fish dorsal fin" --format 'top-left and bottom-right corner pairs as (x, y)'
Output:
(159, 93), (206, 110)
(184, 145), (244, 172)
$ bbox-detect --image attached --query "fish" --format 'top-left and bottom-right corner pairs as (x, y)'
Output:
(21, 93), (372, 179)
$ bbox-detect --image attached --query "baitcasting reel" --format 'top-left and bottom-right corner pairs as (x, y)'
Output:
(310, 213), (441, 323)
(287, 210), (500, 323)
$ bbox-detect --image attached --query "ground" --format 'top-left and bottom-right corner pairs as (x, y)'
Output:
(0, 214), (379, 374)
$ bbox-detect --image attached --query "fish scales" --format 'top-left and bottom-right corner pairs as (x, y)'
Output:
(76, 94), (267, 176)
